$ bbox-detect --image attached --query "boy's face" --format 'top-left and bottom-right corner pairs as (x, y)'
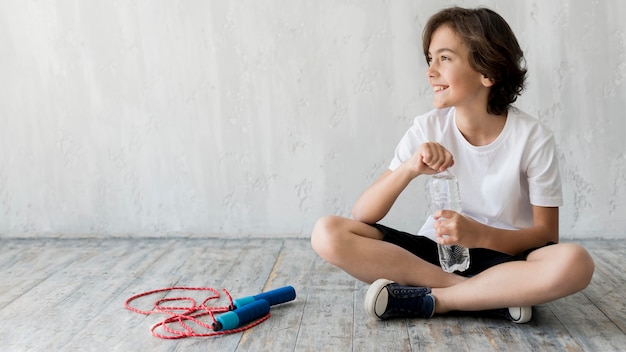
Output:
(426, 25), (492, 111)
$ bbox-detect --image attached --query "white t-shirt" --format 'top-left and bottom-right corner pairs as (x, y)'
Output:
(389, 107), (562, 240)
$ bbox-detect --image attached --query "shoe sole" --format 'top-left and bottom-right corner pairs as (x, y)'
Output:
(364, 278), (394, 319)
(508, 306), (532, 323)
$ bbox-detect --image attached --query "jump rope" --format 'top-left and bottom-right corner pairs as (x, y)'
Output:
(125, 285), (296, 338)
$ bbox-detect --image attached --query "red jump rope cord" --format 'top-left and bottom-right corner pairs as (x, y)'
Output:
(125, 286), (270, 339)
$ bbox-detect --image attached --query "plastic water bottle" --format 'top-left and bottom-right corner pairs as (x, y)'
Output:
(430, 170), (470, 273)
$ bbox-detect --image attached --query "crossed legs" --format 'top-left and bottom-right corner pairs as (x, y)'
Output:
(311, 215), (595, 314)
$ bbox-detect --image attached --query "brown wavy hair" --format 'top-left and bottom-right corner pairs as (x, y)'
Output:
(423, 7), (527, 115)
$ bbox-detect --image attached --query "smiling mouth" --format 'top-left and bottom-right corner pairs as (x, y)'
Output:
(433, 85), (449, 92)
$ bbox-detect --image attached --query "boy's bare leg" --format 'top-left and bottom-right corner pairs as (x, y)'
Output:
(311, 215), (465, 288)
(431, 243), (594, 313)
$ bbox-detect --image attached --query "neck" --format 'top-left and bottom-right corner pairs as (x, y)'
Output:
(454, 107), (507, 146)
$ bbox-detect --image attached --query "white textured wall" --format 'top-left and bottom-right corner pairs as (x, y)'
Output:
(1, 1), (624, 238)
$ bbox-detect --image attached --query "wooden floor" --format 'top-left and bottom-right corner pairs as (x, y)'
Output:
(0, 237), (624, 351)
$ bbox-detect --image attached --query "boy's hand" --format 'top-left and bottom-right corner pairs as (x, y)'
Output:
(405, 142), (455, 177)
(433, 210), (481, 248)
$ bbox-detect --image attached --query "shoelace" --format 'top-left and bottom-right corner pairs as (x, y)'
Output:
(387, 285), (433, 317)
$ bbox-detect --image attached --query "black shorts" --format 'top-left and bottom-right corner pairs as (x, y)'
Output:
(374, 223), (554, 277)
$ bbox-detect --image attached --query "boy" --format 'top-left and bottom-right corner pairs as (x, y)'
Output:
(311, 7), (594, 323)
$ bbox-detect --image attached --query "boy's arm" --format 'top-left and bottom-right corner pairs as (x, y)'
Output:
(435, 205), (559, 255)
(352, 142), (454, 224)
(351, 168), (411, 224)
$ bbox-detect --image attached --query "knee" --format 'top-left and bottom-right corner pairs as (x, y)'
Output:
(570, 244), (595, 288)
(310, 215), (346, 264)
(556, 243), (595, 290)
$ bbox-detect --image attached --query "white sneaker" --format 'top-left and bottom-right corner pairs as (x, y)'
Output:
(503, 306), (532, 323)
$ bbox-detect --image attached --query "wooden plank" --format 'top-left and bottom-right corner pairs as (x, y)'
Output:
(236, 239), (319, 351)
(291, 250), (355, 351)
(406, 314), (497, 351)
(0, 240), (54, 309)
(168, 238), (285, 352)
(0, 239), (121, 350)
(471, 307), (583, 351)
(42, 239), (179, 351)
(547, 291), (626, 351)
(353, 282), (413, 352)
(0, 239), (100, 291)
(109, 238), (263, 351)
(66, 238), (185, 352)
(578, 240), (626, 334)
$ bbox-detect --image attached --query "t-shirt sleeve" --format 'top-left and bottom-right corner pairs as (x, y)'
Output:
(526, 132), (563, 207)
(389, 124), (425, 171)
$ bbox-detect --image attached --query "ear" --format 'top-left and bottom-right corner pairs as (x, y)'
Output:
(481, 75), (495, 87)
